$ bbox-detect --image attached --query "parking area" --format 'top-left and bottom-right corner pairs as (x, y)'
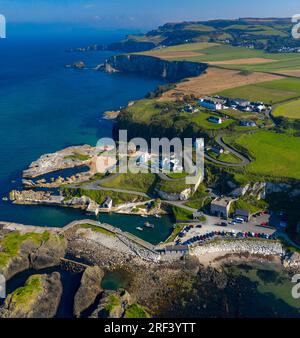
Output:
(176, 212), (277, 245)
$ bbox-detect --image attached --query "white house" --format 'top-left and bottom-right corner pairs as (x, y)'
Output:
(208, 116), (223, 124)
(102, 197), (113, 209)
(240, 120), (256, 127)
(199, 98), (223, 111)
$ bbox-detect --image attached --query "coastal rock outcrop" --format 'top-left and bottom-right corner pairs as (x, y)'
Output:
(30, 235), (67, 270)
(0, 272), (62, 318)
(90, 289), (132, 318)
(9, 190), (64, 205)
(156, 187), (192, 201)
(22, 145), (94, 179)
(73, 265), (104, 317)
(0, 231), (67, 280)
(229, 181), (300, 199)
(103, 54), (207, 82)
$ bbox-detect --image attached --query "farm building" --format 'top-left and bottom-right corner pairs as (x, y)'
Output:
(210, 197), (234, 219)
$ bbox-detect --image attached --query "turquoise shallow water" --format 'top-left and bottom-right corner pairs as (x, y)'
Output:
(0, 27), (173, 244)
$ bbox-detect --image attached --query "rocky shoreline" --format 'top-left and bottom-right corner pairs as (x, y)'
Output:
(1, 220), (300, 318)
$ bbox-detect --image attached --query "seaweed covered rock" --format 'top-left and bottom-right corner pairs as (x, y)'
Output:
(0, 272), (62, 318)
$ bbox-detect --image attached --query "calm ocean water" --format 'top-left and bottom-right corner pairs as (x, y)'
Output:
(0, 25), (173, 243)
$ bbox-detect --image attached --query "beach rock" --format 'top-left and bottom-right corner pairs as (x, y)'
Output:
(9, 189), (64, 205)
(0, 255), (31, 281)
(192, 239), (284, 258)
(90, 289), (132, 318)
(0, 272), (62, 318)
(73, 266), (104, 317)
(72, 61), (86, 69)
(283, 252), (300, 271)
(30, 234), (67, 270)
(198, 266), (228, 289)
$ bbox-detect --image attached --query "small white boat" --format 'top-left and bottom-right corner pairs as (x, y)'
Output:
(136, 227), (143, 231)
(144, 222), (154, 229)
(141, 215), (148, 218)
(154, 214), (161, 218)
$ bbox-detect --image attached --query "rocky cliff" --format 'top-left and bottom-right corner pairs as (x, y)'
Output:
(103, 54), (207, 82)
(73, 265), (104, 317)
(0, 231), (67, 280)
(0, 272), (62, 318)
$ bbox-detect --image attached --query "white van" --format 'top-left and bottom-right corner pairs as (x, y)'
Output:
(234, 217), (244, 224)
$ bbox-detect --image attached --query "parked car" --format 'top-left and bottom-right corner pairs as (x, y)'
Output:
(260, 222), (268, 227)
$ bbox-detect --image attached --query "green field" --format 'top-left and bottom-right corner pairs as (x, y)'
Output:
(143, 42), (300, 74)
(157, 177), (189, 194)
(273, 99), (300, 119)
(100, 173), (156, 193)
(217, 78), (300, 104)
(192, 111), (234, 129)
(62, 187), (147, 205)
(171, 206), (194, 221)
(141, 42), (217, 54)
(224, 131), (300, 180)
(126, 99), (161, 123)
(217, 152), (242, 164)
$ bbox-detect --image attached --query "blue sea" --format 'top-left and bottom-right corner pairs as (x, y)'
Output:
(0, 24), (173, 243)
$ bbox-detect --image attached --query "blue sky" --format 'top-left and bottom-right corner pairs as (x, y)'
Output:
(1, 0), (299, 29)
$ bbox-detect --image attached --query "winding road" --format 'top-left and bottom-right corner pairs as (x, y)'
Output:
(205, 135), (251, 167)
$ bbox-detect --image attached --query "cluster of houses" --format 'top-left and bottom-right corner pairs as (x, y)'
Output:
(183, 104), (199, 113)
(210, 197), (251, 222)
(277, 46), (300, 53)
(198, 96), (269, 113)
(137, 151), (183, 173)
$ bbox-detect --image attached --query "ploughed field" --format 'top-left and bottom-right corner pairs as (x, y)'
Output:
(158, 68), (282, 101)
